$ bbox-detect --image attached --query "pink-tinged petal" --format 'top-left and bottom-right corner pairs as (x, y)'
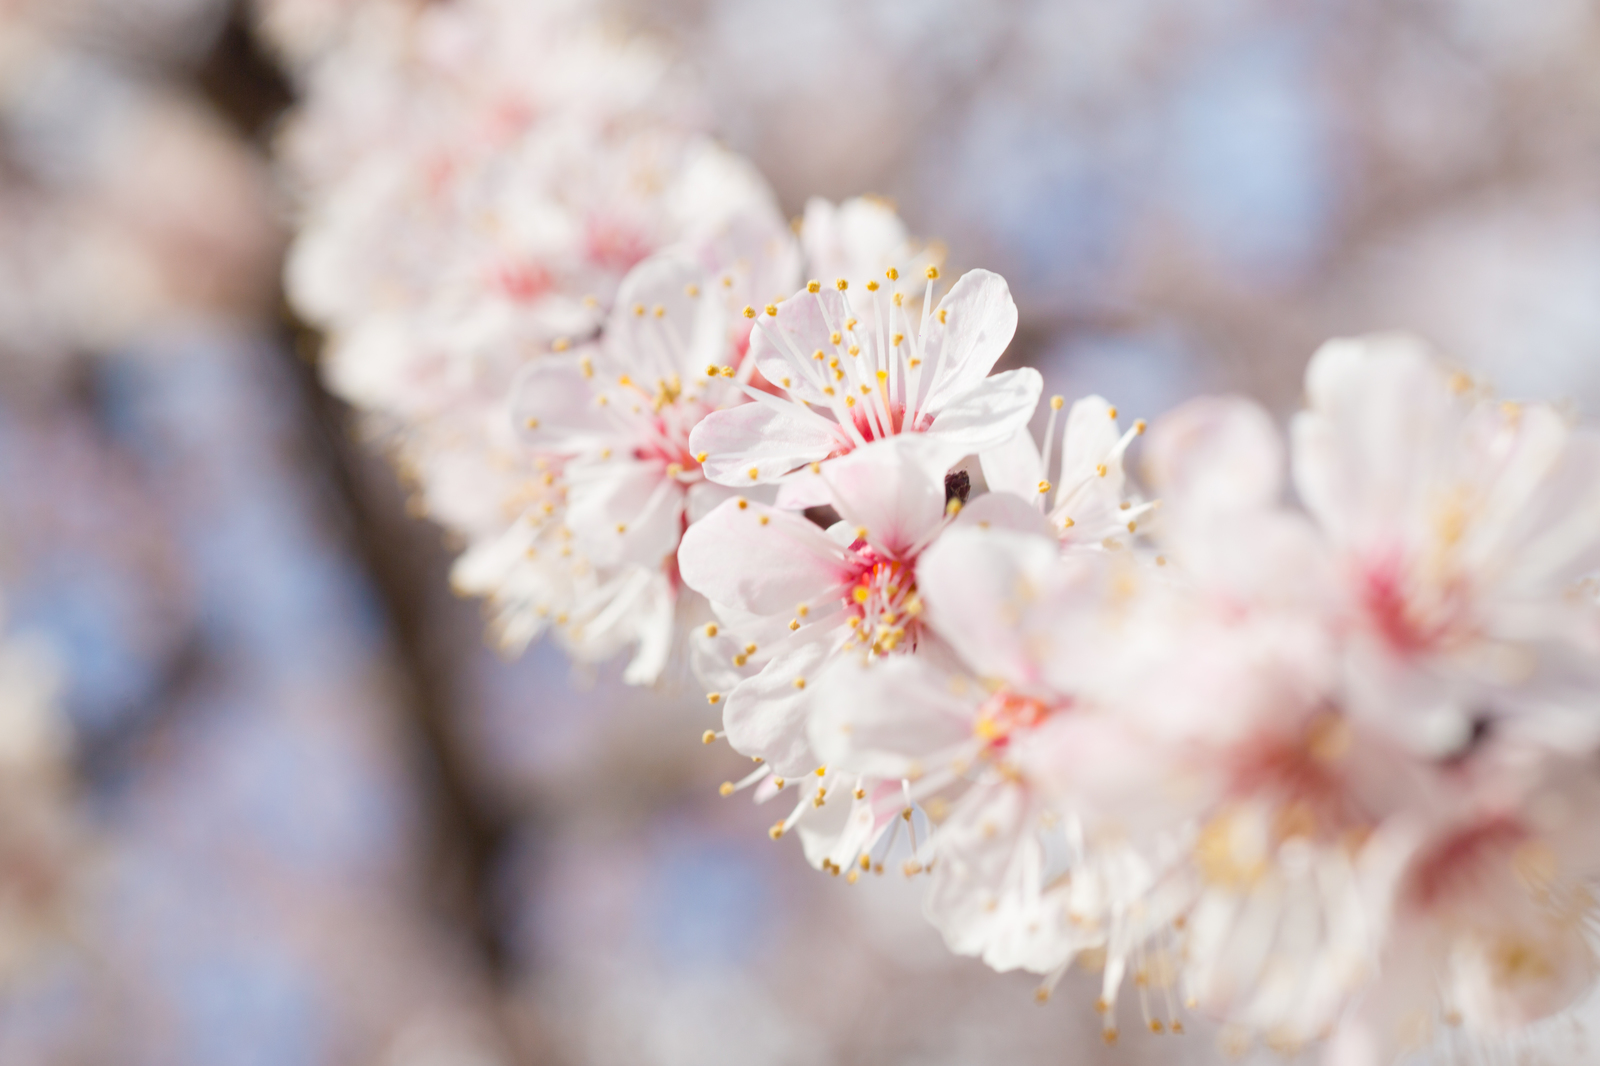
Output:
(722, 637), (834, 775)
(978, 426), (1042, 500)
(917, 527), (1094, 690)
(1143, 395), (1284, 515)
(690, 400), (846, 488)
(773, 468), (834, 509)
(678, 497), (854, 615)
(821, 436), (948, 559)
(810, 656), (977, 778)
(952, 491), (1054, 539)
(924, 782), (1081, 974)
(925, 367), (1043, 458)
(918, 269), (1019, 411)
(511, 354), (612, 451)
(605, 255), (722, 382)
(621, 573), (676, 685)
(746, 287), (846, 405)
(1291, 333), (1457, 547)
(1058, 394), (1123, 495)
(685, 480), (736, 524)
(797, 779), (902, 873)
(801, 196), (911, 287)
(565, 460), (685, 568)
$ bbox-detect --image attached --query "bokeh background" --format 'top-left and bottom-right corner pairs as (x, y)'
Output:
(3, 1), (1600, 1063)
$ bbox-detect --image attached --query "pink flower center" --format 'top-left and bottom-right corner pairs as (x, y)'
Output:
(1405, 817), (1529, 912)
(843, 551), (922, 655)
(1360, 549), (1471, 656)
(974, 690), (1055, 747)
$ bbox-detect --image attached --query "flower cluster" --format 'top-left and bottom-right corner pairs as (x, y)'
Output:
(699, 333), (1600, 1061)
(281, 3), (1600, 1061)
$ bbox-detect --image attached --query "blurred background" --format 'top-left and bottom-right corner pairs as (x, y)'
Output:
(2, 0), (1600, 1063)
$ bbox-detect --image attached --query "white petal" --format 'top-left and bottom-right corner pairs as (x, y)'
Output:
(978, 425), (1043, 500)
(566, 461), (685, 568)
(722, 637), (834, 775)
(677, 497), (854, 615)
(821, 437), (948, 559)
(925, 368), (1043, 459)
(746, 287), (847, 406)
(919, 269), (1020, 411)
(1143, 395), (1284, 514)
(952, 491), (1054, 539)
(917, 526), (1097, 690)
(511, 354), (613, 451)
(690, 400), (847, 487)
(605, 255), (723, 382)
(810, 655), (976, 779)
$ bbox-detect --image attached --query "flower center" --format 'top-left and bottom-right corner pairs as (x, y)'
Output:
(973, 690), (1053, 746)
(843, 553), (921, 655)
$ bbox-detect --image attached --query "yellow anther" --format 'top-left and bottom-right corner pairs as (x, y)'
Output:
(835, 278), (848, 290)
(737, 499), (748, 510)
(789, 619), (800, 631)
(849, 345), (861, 356)
(925, 265), (939, 279)
(853, 587), (869, 604)
(866, 279), (880, 292)
(701, 730), (716, 744)
(1102, 1030), (1118, 1047)
(632, 304), (645, 316)
(773, 777), (783, 788)
(747, 467), (760, 480)
(744, 643), (757, 655)
(1038, 480), (1051, 494)
(876, 369), (888, 382)
(704, 624), (718, 637)
(695, 451), (708, 463)
(1156, 555), (1167, 566)
(893, 333), (905, 346)
(552, 337), (571, 352)
(666, 463), (683, 478)
(908, 358), (922, 368)
(823, 387), (835, 396)
(1050, 395), (1064, 410)
(938, 308), (947, 324)
(652, 304), (665, 318)
(793, 678), (806, 689)
(685, 284), (700, 297)
(845, 396), (856, 407)
(813, 349), (826, 361)
(892, 292), (904, 307)
(1135, 419), (1147, 434)
(765, 304), (778, 317)
(720, 366), (735, 378)
(1035, 988), (1050, 1004)
(809, 462), (820, 474)
(1149, 1020), (1165, 1034)
(742, 306), (756, 319)
(599, 447), (611, 458)
(830, 332), (841, 344)
(1108, 406), (1118, 419)
(759, 515), (770, 526)
(1096, 464), (1108, 477)
(886, 267), (899, 281)
(719, 782), (733, 796)
(525, 418), (540, 429)
(615, 523), (627, 533)
(945, 498), (962, 516)
(855, 526), (868, 539)
(580, 355), (594, 378)
(705, 364), (719, 376)
(769, 823), (785, 840)
(732, 654), (747, 667)
(807, 280), (821, 293)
